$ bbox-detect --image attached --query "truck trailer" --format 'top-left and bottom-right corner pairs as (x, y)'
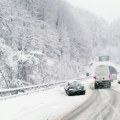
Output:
(94, 65), (111, 89)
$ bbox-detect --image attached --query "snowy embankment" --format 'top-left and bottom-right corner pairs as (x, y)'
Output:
(0, 81), (66, 100)
(111, 79), (120, 91)
(0, 78), (93, 120)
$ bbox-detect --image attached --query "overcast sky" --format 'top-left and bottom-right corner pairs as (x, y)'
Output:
(66, 0), (120, 23)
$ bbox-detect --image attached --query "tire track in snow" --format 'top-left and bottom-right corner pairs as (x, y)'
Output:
(60, 87), (120, 120)
(60, 85), (98, 120)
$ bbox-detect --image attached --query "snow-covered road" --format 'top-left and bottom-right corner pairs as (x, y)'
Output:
(0, 79), (93, 120)
(1, 79), (120, 120)
(61, 80), (120, 120)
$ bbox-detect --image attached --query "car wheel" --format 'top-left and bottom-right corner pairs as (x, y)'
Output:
(108, 82), (111, 88)
(95, 84), (98, 89)
(108, 84), (111, 88)
(66, 91), (71, 96)
(82, 91), (85, 95)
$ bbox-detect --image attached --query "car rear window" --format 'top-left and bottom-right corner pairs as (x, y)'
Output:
(69, 81), (81, 87)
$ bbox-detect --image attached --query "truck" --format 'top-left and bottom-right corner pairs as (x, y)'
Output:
(94, 65), (111, 89)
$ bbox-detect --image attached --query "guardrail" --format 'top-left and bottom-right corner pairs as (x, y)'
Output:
(0, 77), (88, 100)
(0, 81), (66, 99)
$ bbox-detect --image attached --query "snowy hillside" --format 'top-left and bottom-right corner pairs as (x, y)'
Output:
(0, 0), (119, 88)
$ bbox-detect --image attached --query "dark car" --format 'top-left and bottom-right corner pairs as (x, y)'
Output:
(64, 80), (86, 96)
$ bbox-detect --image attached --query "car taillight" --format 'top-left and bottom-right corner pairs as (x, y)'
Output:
(93, 76), (96, 79)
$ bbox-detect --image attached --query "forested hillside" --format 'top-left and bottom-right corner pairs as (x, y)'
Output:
(0, 0), (119, 88)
